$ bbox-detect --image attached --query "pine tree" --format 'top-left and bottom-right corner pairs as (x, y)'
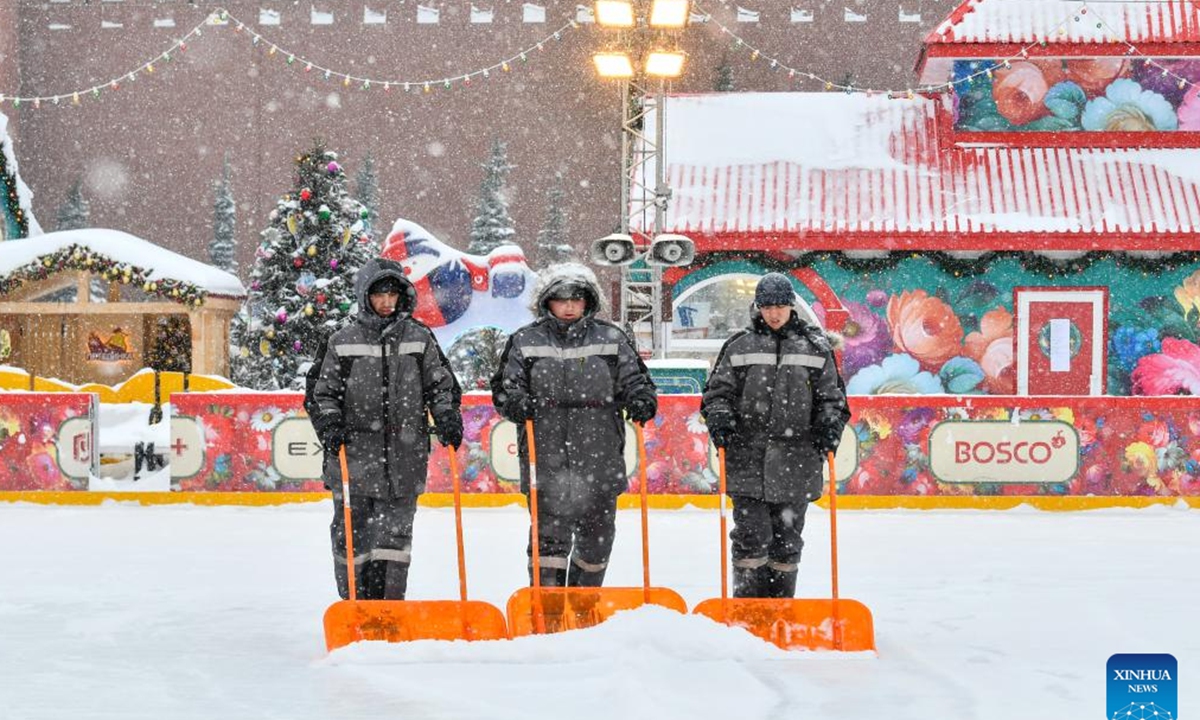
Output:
(355, 151), (381, 245)
(535, 175), (575, 267)
(230, 141), (374, 390)
(467, 139), (516, 255)
(209, 155), (237, 273)
(447, 327), (509, 391)
(56, 178), (90, 231)
(715, 56), (734, 92)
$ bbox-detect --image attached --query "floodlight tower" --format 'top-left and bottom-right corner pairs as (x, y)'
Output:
(589, 0), (693, 358)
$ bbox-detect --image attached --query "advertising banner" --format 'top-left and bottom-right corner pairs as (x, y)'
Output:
(0, 392), (96, 490)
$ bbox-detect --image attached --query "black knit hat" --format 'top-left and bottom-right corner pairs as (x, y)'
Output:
(754, 273), (796, 307)
(368, 276), (404, 295)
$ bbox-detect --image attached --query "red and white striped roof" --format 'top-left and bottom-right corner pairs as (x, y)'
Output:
(929, 0), (1200, 45)
(637, 92), (1200, 251)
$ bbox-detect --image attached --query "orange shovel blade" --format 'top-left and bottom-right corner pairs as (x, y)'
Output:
(692, 597), (876, 652)
(323, 599), (509, 651)
(506, 587), (688, 637)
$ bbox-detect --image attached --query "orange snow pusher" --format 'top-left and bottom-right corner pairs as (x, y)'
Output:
(692, 448), (876, 652)
(506, 420), (687, 636)
(324, 446), (508, 651)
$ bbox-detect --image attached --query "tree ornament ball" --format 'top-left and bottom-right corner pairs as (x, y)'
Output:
(360, 208), (370, 220)
(327, 161), (341, 175)
(304, 304), (314, 316)
(330, 258), (339, 270)
(318, 205), (332, 221)
(338, 301), (351, 312)
(316, 292), (327, 304)
(239, 346), (250, 358)
(293, 257), (304, 268)
(259, 340), (272, 357)
(293, 340), (303, 352)
(306, 244), (317, 257)
(266, 329), (275, 339)
(276, 309), (288, 323)
(300, 188), (312, 201)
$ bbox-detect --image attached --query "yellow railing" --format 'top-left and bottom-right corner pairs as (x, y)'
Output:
(0, 367), (235, 403)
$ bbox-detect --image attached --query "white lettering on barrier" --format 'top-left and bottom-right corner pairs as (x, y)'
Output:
(929, 421), (1078, 484)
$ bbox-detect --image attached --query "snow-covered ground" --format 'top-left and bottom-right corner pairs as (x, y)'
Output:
(1, 501), (1196, 720)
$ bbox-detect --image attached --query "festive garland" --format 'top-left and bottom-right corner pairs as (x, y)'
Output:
(0, 140), (28, 239)
(690, 249), (1200, 279)
(0, 244), (207, 307)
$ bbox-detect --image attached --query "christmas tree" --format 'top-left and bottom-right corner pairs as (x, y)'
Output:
(355, 151), (381, 244)
(230, 141), (373, 390)
(56, 178), (90, 232)
(535, 174), (575, 267)
(447, 327), (509, 391)
(209, 155), (237, 273)
(714, 55), (734, 92)
(467, 138), (516, 255)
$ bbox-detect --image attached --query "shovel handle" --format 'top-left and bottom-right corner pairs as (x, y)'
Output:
(525, 419), (546, 634)
(827, 449), (842, 650)
(717, 446), (729, 620)
(449, 448), (468, 604)
(339, 446), (356, 602)
(635, 422), (651, 602)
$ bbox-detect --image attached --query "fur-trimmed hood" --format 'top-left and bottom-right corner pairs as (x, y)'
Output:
(530, 262), (605, 318)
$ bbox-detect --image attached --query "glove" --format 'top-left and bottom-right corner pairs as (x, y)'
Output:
(504, 396), (535, 424)
(625, 396), (657, 424)
(706, 413), (737, 449)
(317, 423), (347, 452)
(434, 412), (464, 449)
(813, 426), (841, 455)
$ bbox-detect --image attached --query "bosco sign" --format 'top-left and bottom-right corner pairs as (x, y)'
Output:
(929, 420), (1079, 484)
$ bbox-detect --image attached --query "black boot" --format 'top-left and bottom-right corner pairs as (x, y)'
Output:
(567, 558), (607, 588)
(381, 561), (410, 600)
(766, 566), (798, 599)
(732, 565), (770, 598)
(334, 559), (368, 600)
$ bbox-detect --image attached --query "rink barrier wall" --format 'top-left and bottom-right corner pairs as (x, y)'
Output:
(4, 391), (1200, 506)
(1, 490), (1197, 510)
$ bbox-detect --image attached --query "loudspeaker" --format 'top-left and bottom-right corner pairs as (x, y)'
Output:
(645, 233), (695, 266)
(590, 233), (639, 266)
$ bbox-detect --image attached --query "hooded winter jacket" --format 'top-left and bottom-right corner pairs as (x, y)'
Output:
(701, 311), (850, 503)
(491, 265), (656, 516)
(311, 258), (461, 499)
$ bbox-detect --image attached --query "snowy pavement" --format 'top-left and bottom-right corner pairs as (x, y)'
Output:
(0, 501), (1196, 720)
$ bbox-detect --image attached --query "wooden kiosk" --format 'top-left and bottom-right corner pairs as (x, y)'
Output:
(0, 229), (246, 386)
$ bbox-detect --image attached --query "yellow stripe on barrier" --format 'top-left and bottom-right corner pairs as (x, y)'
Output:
(1, 492), (1196, 510)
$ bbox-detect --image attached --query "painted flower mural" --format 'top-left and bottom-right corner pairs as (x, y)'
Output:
(887, 290), (964, 373)
(954, 59), (1191, 132)
(846, 354), (945, 395)
(1132, 337), (1200, 395)
(963, 307), (1015, 394)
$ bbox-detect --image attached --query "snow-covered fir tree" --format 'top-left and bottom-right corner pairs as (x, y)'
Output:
(467, 139), (516, 255)
(715, 55), (735, 92)
(209, 155), (237, 273)
(535, 175), (575, 267)
(447, 327), (509, 391)
(230, 142), (373, 390)
(355, 151), (381, 244)
(56, 178), (90, 231)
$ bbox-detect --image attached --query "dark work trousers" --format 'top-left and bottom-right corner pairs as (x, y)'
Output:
(526, 493), (618, 587)
(330, 491), (419, 600)
(729, 494), (809, 567)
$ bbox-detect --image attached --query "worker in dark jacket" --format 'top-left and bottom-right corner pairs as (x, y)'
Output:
(491, 263), (657, 587)
(310, 258), (462, 600)
(700, 272), (850, 598)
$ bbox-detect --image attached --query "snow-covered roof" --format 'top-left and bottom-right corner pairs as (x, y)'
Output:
(0, 229), (245, 297)
(639, 92), (1200, 248)
(0, 111), (42, 237)
(928, 0), (1200, 45)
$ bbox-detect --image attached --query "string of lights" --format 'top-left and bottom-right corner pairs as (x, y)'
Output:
(0, 8), (580, 108)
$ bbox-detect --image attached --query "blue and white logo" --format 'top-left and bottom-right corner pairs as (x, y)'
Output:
(1108, 654), (1178, 719)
